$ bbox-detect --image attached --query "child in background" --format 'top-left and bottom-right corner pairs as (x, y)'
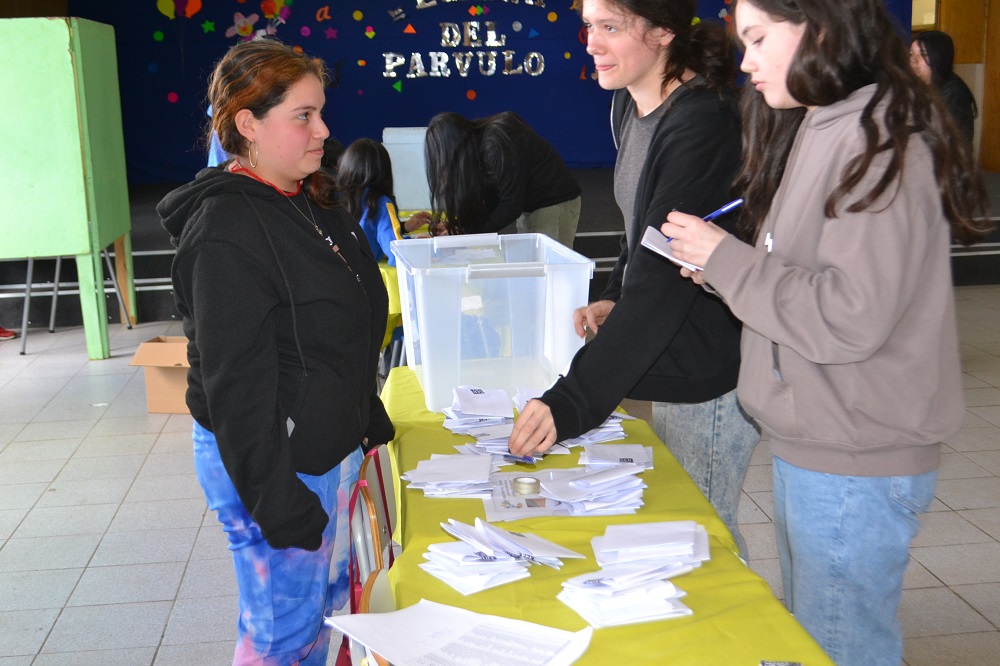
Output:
(335, 138), (406, 266)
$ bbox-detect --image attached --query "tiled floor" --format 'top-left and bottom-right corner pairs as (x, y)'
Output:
(1, 286), (999, 665)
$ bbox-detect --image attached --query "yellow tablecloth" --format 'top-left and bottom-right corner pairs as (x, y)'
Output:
(382, 367), (833, 665)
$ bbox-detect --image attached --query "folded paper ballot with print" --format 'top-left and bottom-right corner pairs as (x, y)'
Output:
(421, 541), (532, 595)
(556, 522), (710, 628)
(467, 422), (515, 442)
(452, 385), (514, 418)
(579, 444), (653, 470)
(442, 517), (584, 563)
(562, 560), (696, 594)
(640, 225), (704, 272)
(326, 599), (593, 666)
(423, 518), (583, 594)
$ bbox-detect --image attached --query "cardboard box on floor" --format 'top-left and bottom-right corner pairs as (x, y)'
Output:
(130, 336), (190, 414)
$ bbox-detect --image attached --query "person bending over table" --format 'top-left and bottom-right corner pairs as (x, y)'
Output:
(423, 110), (581, 248)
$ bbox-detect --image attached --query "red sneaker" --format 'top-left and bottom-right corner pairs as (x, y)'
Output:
(0, 326), (16, 340)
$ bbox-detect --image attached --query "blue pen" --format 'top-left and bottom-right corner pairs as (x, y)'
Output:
(666, 198), (743, 241)
(701, 198), (744, 222)
(502, 453), (537, 464)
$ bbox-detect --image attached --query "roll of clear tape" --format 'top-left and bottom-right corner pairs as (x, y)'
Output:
(513, 476), (540, 495)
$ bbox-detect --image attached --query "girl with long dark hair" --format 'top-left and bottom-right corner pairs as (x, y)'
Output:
(910, 30), (978, 144)
(423, 111), (581, 247)
(335, 138), (405, 265)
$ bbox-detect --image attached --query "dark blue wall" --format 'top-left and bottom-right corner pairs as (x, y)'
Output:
(66, 1), (910, 183)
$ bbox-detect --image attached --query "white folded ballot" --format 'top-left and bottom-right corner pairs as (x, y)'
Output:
(538, 463), (647, 515)
(452, 385), (514, 418)
(592, 520), (710, 567)
(400, 453), (496, 498)
(579, 444), (654, 470)
(420, 518), (584, 595)
(558, 520), (711, 628)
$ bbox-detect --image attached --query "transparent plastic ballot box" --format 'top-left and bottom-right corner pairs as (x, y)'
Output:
(390, 233), (595, 412)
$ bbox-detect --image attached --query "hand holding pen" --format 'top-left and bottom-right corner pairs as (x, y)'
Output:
(661, 198), (743, 275)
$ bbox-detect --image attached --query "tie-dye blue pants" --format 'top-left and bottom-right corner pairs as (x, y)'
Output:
(193, 421), (362, 665)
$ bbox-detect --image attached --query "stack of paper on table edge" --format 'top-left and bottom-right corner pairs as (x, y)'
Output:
(326, 599), (593, 666)
(420, 517), (584, 595)
(538, 463), (647, 515)
(558, 520), (711, 627)
(400, 453), (496, 498)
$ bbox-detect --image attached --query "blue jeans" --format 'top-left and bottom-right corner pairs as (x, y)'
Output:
(193, 422), (362, 666)
(650, 389), (759, 558)
(773, 456), (937, 666)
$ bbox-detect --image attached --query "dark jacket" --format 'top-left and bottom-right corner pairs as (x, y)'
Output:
(159, 167), (392, 550)
(478, 115), (581, 232)
(940, 73), (976, 145)
(540, 86), (743, 440)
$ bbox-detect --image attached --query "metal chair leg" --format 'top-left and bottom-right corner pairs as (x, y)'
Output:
(19, 258), (34, 355)
(49, 256), (62, 332)
(102, 249), (132, 330)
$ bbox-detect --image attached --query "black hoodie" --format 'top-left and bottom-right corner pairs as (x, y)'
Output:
(159, 167), (392, 550)
(539, 86), (743, 441)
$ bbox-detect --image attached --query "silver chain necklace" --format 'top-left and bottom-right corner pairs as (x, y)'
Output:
(285, 190), (361, 283)
(284, 192), (330, 243)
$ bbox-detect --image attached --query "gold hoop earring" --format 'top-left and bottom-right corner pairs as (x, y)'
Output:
(248, 141), (259, 168)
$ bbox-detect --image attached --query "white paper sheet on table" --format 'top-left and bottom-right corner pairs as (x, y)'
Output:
(326, 599), (593, 666)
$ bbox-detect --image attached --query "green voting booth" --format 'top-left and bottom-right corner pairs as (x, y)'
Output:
(0, 17), (136, 359)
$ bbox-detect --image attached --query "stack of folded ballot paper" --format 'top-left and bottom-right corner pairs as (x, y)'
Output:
(421, 518), (584, 594)
(578, 444), (654, 470)
(538, 463), (647, 515)
(400, 454), (497, 498)
(441, 386), (524, 458)
(557, 520), (711, 627)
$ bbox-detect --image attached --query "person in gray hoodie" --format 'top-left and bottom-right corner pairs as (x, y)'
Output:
(661, 0), (991, 664)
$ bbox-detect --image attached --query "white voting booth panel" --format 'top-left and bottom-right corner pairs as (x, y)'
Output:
(382, 127), (431, 211)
